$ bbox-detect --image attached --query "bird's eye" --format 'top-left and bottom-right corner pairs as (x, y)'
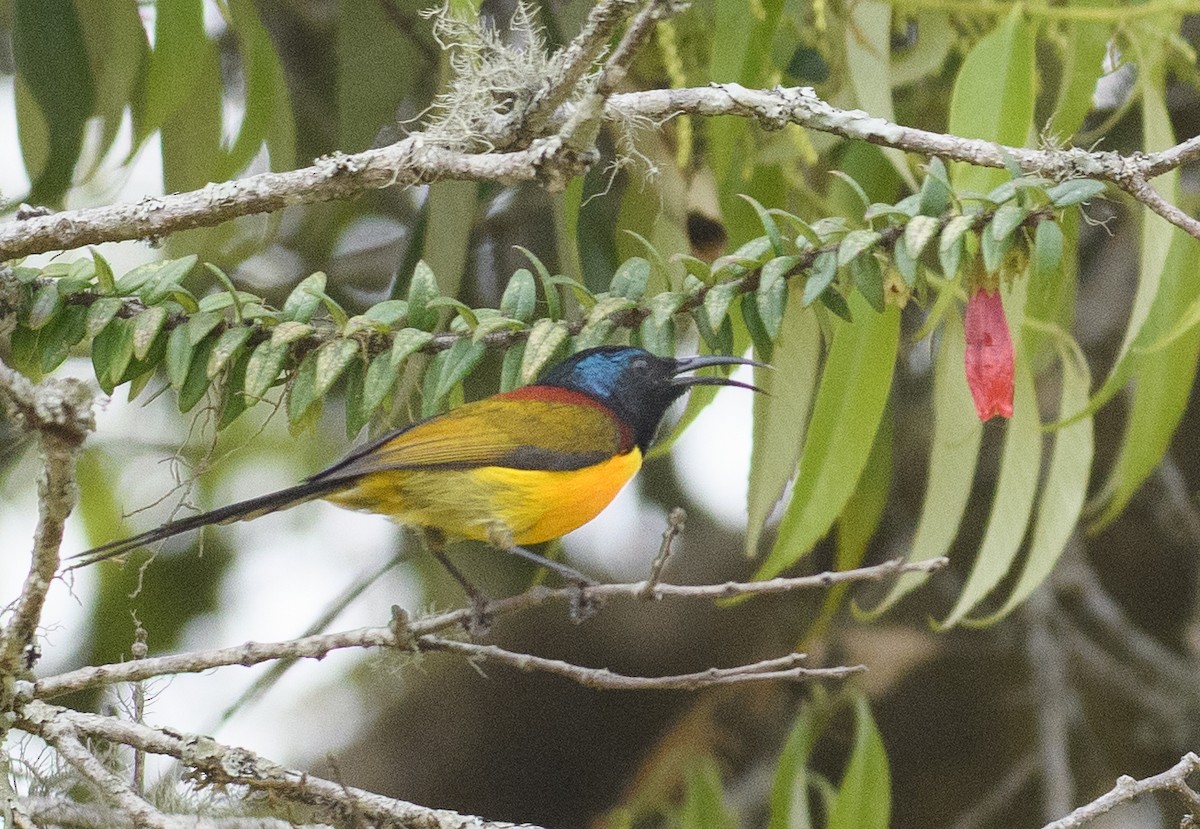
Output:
(630, 357), (649, 373)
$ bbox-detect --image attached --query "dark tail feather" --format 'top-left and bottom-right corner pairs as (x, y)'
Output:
(65, 477), (353, 570)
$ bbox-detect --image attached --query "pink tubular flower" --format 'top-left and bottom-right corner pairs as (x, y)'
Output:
(963, 287), (1014, 421)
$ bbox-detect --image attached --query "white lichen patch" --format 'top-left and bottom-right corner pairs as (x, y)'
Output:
(419, 3), (597, 152)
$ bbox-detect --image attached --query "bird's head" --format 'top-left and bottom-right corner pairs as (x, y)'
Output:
(539, 346), (764, 451)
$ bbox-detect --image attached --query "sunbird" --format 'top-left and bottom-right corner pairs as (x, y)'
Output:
(69, 346), (761, 578)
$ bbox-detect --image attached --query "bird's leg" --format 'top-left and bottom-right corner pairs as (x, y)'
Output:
(485, 524), (600, 623)
(485, 523), (597, 586)
(422, 529), (491, 636)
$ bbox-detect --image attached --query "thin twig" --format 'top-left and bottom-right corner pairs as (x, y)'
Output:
(1039, 753), (1200, 829)
(640, 506), (686, 599)
(31, 558), (947, 700)
(418, 637), (863, 690)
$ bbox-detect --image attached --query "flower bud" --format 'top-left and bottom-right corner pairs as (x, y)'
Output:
(964, 287), (1014, 420)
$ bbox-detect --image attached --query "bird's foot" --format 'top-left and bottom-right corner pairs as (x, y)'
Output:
(567, 581), (603, 624)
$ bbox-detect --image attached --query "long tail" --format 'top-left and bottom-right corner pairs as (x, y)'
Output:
(65, 477), (355, 570)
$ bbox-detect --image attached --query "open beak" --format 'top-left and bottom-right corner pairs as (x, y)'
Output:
(670, 354), (769, 393)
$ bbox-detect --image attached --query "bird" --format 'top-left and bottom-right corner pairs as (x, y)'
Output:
(68, 346), (763, 584)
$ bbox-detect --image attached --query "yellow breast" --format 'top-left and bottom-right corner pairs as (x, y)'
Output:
(326, 448), (644, 545)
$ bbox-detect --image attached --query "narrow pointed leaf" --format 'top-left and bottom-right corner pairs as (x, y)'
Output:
(757, 293), (899, 578)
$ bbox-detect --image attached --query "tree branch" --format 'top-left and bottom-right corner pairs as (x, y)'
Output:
(0, 359), (94, 684)
(20, 702), (547, 829)
(1039, 753), (1200, 829)
(33, 558), (946, 700)
(417, 638), (864, 690)
(36, 716), (178, 829)
(8, 83), (1200, 261)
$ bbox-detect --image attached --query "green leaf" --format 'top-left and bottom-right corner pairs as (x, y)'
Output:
(283, 273), (328, 324)
(990, 202), (1028, 243)
(13, 0), (95, 205)
(857, 310), (981, 617)
(206, 326), (254, 379)
(1048, 11), (1109, 139)
(91, 318), (134, 394)
(343, 357), (368, 439)
(361, 352), (399, 422)
(1046, 179), (1106, 208)
(76, 0), (147, 169)
(1034, 220), (1064, 283)
(500, 342), (527, 392)
(704, 281), (740, 331)
(939, 346), (1041, 628)
(586, 296), (636, 327)
(165, 325), (193, 391)
(187, 311), (224, 346)
(221, 0), (294, 177)
(27, 283), (61, 331)
(178, 333), (219, 413)
(757, 294), (900, 578)
(427, 297), (479, 329)
(287, 348), (320, 425)
(244, 340), (289, 400)
(217, 347), (252, 428)
(825, 694), (891, 829)
(904, 214), (940, 260)
(92, 250), (117, 295)
(270, 320), (315, 347)
(406, 261), (441, 331)
(767, 695), (823, 829)
(757, 256), (799, 339)
(829, 171), (871, 215)
(938, 215), (974, 279)
(390, 328), (435, 367)
(313, 339), (361, 398)
(363, 299), (410, 328)
(131, 306), (168, 361)
(1093, 229), (1200, 527)
(918, 158), (952, 216)
(844, 0), (918, 190)
(676, 757), (734, 829)
(639, 313), (676, 358)
(1060, 61), (1178, 430)
(850, 255), (885, 313)
(803, 252), (838, 306)
(837, 230), (882, 267)
(893, 236), (918, 286)
(740, 194), (785, 255)
(611, 257), (652, 302)
(746, 298), (821, 556)
(500, 269), (538, 321)
(433, 339), (485, 402)
(740, 293), (774, 362)
(946, 7), (1036, 194)
(521, 320), (570, 384)
(980, 224), (1012, 274)
(134, 0), (205, 149)
(972, 343), (1092, 624)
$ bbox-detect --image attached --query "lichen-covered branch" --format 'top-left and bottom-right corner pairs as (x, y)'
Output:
(0, 359), (94, 684)
(5, 83), (1200, 261)
(19, 701), (546, 829)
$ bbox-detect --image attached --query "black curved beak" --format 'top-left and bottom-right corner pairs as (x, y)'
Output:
(669, 354), (769, 393)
